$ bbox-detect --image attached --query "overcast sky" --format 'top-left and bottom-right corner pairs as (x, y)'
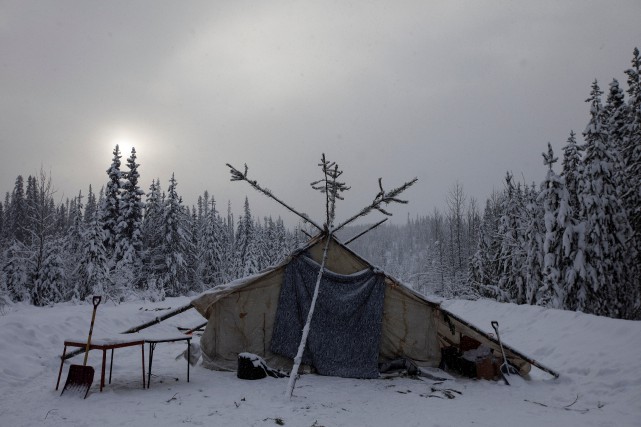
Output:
(1, 1), (640, 226)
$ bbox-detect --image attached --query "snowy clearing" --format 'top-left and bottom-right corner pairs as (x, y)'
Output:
(0, 297), (639, 427)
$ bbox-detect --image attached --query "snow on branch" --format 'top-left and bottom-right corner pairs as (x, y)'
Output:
(226, 163), (323, 231)
(333, 177), (418, 233)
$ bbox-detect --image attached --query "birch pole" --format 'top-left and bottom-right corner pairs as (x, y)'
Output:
(285, 235), (332, 398)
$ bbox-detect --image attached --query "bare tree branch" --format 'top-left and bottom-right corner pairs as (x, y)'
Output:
(226, 163), (323, 231)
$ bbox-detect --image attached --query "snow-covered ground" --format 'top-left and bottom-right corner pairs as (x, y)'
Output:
(0, 297), (639, 427)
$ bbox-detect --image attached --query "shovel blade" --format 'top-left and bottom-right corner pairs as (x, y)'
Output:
(61, 365), (95, 399)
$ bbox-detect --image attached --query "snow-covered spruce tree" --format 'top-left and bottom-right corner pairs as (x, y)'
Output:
(430, 208), (448, 294)
(100, 145), (123, 255)
(115, 147), (145, 268)
(275, 217), (293, 261)
(561, 131), (582, 218)
(74, 208), (110, 301)
(159, 174), (192, 297)
(604, 79), (630, 204)
(113, 148), (145, 296)
(496, 173), (528, 303)
(537, 143), (573, 308)
(522, 182), (545, 305)
(24, 175), (39, 244)
(466, 197), (481, 263)
(8, 175), (27, 244)
(559, 130), (587, 312)
(215, 204), (234, 284)
(2, 193), (9, 243)
(605, 79), (629, 160)
(231, 203), (247, 279)
(84, 185), (97, 225)
(471, 191), (504, 298)
(186, 206), (199, 289)
(0, 201), (4, 244)
(61, 191), (85, 300)
(0, 259), (8, 312)
(2, 239), (31, 302)
(233, 197), (260, 278)
(256, 217), (276, 270)
(54, 199), (68, 235)
(577, 80), (636, 318)
(605, 74), (641, 317)
(26, 169), (58, 306)
(141, 179), (165, 297)
(197, 198), (225, 288)
(31, 237), (65, 306)
(622, 49), (641, 275)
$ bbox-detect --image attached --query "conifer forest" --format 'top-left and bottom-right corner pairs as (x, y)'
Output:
(1, 49), (640, 320)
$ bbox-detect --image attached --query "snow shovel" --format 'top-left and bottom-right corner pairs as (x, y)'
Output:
(491, 320), (519, 385)
(61, 296), (101, 398)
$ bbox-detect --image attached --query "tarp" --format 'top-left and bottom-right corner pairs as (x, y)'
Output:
(270, 254), (385, 379)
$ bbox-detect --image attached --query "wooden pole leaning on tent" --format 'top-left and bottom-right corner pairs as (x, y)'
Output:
(179, 321), (208, 335)
(121, 303), (195, 334)
(344, 218), (388, 245)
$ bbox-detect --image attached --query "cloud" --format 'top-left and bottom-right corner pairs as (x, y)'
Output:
(1, 0), (640, 223)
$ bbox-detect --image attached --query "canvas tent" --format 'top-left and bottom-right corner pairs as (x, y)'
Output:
(191, 233), (557, 379)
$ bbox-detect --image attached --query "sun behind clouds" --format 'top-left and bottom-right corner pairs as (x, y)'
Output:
(102, 126), (152, 161)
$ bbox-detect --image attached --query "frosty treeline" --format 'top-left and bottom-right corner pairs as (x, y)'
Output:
(0, 146), (302, 306)
(471, 49), (641, 320)
(1, 49), (639, 321)
(342, 181), (481, 301)
(345, 49), (641, 320)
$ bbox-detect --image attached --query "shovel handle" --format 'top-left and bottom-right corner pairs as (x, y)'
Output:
(491, 321), (499, 332)
(82, 296), (101, 366)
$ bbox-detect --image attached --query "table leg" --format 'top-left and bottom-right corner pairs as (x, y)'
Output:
(55, 345), (67, 390)
(101, 349), (107, 392)
(109, 349), (114, 384)
(147, 343), (155, 388)
(142, 343), (146, 389)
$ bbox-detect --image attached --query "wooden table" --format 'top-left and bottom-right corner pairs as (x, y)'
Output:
(144, 334), (192, 388)
(56, 336), (146, 392)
